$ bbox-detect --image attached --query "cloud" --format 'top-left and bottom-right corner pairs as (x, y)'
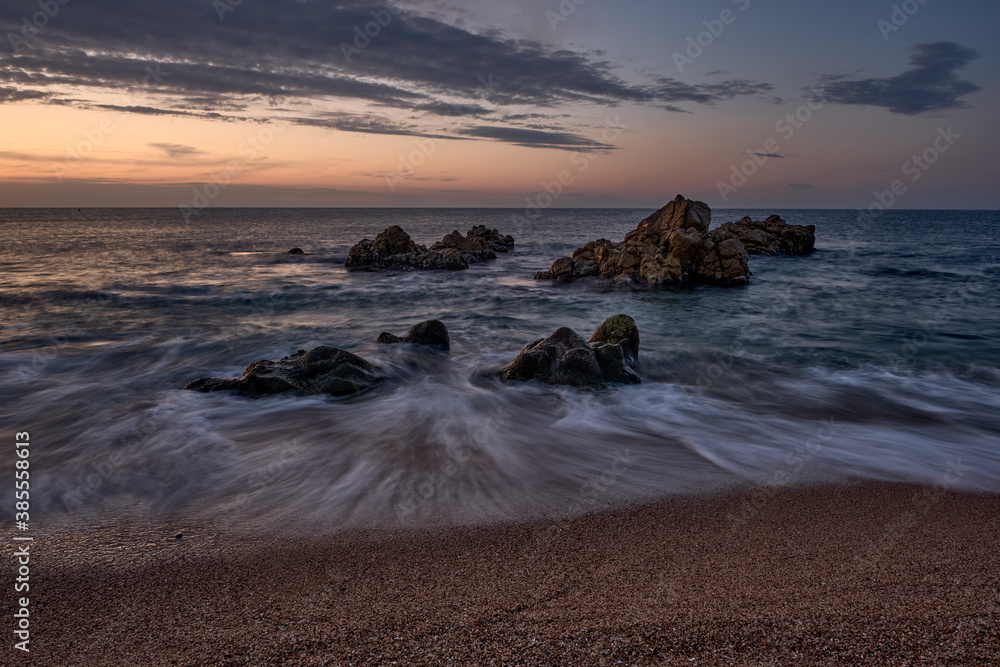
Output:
(0, 86), (49, 103)
(785, 183), (814, 190)
(502, 112), (572, 121)
(288, 111), (455, 139)
(818, 42), (980, 115)
(456, 126), (613, 151)
(651, 78), (774, 105)
(0, 0), (772, 148)
(413, 101), (492, 117)
(92, 104), (235, 121)
(150, 143), (204, 159)
(748, 152), (784, 159)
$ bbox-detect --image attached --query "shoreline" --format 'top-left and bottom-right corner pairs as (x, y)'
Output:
(24, 480), (1000, 664)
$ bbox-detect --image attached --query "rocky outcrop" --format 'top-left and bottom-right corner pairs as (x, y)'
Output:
(500, 315), (641, 386)
(376, 319), (450, 352)
(534, 195), (749, 287)
(183, 347), (382, 398)
(346, 225), (514, 271)
(716, 215), (815, 255)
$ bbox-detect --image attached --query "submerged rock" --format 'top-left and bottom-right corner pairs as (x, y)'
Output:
(346, 225), (514, 271)
(716, 215), (815, 255)
(375, 319), (450, 351)
(183, 346), (383, 398)
(534, 195), (749, 287)
(500, 315), (641, 386)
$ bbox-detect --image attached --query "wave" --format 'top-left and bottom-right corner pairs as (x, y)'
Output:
(3, 335), (998, 532)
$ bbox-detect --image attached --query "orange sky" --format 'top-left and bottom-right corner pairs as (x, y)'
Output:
(0, 1), (996, 209)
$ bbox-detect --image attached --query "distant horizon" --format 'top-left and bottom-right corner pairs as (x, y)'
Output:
(3, 205), (998, 212)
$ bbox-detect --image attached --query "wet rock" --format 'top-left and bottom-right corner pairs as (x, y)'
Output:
(375, 319), (450, 352)
(500, 315), (641, 386)
(535, 195), (750, 287)
(588, 314), (639, 365)
(183, 346), (382, 398)
(287, 247), (304, 255)
(691, 228), (752, 286)
(717, 215), (816, 255)
(346, 225), (514, 271)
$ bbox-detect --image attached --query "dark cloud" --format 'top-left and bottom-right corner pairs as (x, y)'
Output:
(748, 152), (784, 159)
(288, 111), (452, 139)
(94, 104), (188, 116)
(502, 112), (573, 121)
(652, 78), (774, 105)
(150, 143), (204, 159)
(0, 0), (772, 150)
(818, 42), (980, 115)
(92, 104), (234, 121)
(0, 86), (48, 102)
(172, 96), (250, 112)
(413, 101), (492, 117)
(456, 126), (612, 152)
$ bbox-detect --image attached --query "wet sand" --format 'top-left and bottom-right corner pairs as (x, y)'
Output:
(23, 481), (1000, 665)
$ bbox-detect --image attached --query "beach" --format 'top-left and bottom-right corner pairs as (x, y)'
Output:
(2, 0), (998, 662)
(26, 481), (999, 665)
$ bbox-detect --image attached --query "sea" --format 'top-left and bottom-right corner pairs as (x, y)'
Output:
(1, 207), (998, 530)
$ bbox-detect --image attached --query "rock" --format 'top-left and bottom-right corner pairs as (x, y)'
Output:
(588, 314), (639, 365)
(183, 346), (382, 398)
(287, 248), (304, 254)
(717, 215), (815, 255)
(500, 315), (641, 386)
(375, 332), (404, 345)
(535, 195), (750, 287)
(550, 256), (574, 281)
(465, 225), (515, 257)
(174, 532), (183, 539)
(345, 226), (431, 270)
(691, 228), (752, 286)
(375, 320), (450, 351)
(346, 225), (514, 271)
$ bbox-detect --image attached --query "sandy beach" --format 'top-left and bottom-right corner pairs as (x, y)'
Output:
(20, 481), (998, 665)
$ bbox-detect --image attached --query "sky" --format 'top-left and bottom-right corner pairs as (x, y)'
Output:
(0, 0), (997, 209)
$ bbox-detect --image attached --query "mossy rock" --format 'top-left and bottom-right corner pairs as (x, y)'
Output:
(501, 317), (641, 387)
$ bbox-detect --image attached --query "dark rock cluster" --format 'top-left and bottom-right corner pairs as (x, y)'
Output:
(346, 225), (514, 271)
(183, 316), (648, 397)
(535, 195), (750, 287)
(500, 315), (641, 387)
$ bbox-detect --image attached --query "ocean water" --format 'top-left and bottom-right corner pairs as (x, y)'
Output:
(1, 207), (998, 529)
